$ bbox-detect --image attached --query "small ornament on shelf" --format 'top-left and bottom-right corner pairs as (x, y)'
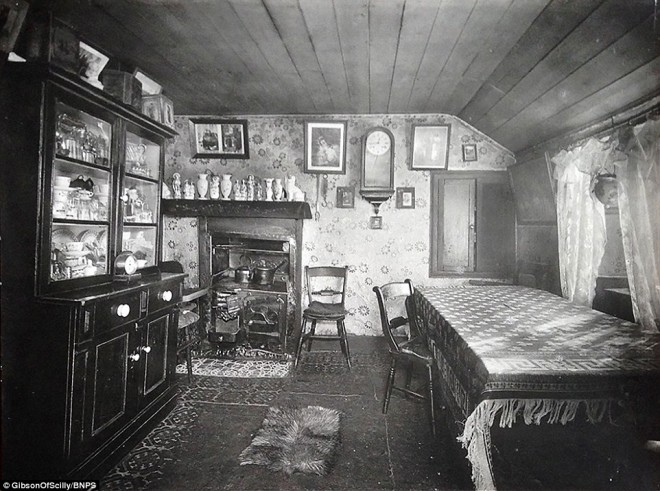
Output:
(172, 173), (182, 199)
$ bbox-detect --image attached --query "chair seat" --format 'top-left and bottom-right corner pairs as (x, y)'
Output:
(178, 309), (200, 328)
(396, 336), (433, 365)
(304, 301), (347, 319)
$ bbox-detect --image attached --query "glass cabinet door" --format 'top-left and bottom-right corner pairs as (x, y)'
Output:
(121, 131), (161, 270)
(50, 102), (112, 283)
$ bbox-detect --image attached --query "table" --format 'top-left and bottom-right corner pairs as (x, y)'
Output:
(414, 285), (660, 490)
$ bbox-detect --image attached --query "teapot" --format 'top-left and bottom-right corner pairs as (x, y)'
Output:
(70, 175), (95, 192)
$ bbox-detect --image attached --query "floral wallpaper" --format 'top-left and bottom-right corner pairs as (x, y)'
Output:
(162, 113), (516, 335)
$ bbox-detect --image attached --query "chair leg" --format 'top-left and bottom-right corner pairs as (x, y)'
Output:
(383, 358), (397, 414)
(295, 317), (308, 368)
(427, 364), (436, 437)
(338, 319), (351, 369)
(185, 344), (193, 383)
(405, 360), (413, 390)
(306, 319), (317, 352)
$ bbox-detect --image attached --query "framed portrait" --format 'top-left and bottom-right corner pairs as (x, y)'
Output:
(411, 124), (450, 170)
(304, 121), (347, 174)
(462, 143), (477, 162)
(395, 187), (415, 209)
(336, 186), (355, 209)
(189, 118), (249, 159)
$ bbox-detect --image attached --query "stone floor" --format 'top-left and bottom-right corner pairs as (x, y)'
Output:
(100, 336), (660, 490)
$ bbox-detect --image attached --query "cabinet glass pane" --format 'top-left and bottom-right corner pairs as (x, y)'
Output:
(122, 226), (156, 269)
(55, 102), (111, 166)
(126, 132), (160, 180)
(51, 224), (109, 281)
(52, 159), (111, 221)
(122, 176), (157, 224)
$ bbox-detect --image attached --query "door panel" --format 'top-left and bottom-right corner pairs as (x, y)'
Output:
(91, 331), (131, 436)
(442, 179), (476, 272)
(141, 314), (170, 406)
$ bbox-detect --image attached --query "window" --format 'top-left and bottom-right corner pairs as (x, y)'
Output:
(430, 171), (514, 276)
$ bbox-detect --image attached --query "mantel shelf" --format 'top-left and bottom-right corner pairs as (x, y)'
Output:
(161, 199), (313, 219)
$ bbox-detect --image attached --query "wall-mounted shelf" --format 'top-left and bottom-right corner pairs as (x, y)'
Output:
(161, 199), (312, 220)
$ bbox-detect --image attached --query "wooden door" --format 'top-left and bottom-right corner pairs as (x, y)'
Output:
(139, 313), (172, 409)
(442, 179), (476, 272)
(77, 325), (138, 457)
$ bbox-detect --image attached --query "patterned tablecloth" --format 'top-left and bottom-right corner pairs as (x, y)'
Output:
(415, 285), (660, 490)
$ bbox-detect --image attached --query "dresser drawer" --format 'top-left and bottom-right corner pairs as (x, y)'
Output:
(92, 291), (145, 332)
(148, 280), (182, 314)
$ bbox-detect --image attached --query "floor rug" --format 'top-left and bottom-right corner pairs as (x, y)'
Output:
(239, 405), (341, 476)
(176, 357), (292, 378)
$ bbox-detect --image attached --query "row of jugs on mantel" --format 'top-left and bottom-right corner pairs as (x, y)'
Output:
(172, 172), (305, 202)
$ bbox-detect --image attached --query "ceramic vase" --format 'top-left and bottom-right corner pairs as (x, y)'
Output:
(196, 173), (209, 199)
(273, 178), (284, 201)
(209, 175), (220, 199)
(264, 178), (274, 201)
(220, 174), (232, 200)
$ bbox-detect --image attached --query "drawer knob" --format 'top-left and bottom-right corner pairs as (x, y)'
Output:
(140, 345), (152, 354)
(160, 290), (173, 302)
(128, 353), (140, 362)
(115, 303), (131, 318)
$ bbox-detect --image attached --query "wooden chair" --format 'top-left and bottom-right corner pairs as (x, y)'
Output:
(373, 279), (435, 436)
(295, 266), (351, 369)
(159, 261), (207, 383)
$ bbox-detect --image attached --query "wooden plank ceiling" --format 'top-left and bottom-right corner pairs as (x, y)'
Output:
(35, 0), (659, 153)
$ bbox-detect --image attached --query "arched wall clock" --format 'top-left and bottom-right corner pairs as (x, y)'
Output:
(360, 127), (395, 214)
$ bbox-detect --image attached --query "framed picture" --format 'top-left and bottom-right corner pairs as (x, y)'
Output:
(369, 216), (383, 229)
(395, 187), (415, 209)
(336, 186), (355, 208)
(462, 144), (477, 162)
(304, 121), (347, 174)
(0, 0), (28, 56)
(411, 124), (451, 170)
(190, 118), (249, 159)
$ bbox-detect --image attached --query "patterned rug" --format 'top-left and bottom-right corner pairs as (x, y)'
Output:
(176, 357), (293, 378)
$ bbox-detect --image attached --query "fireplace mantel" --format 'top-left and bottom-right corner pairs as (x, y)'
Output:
(161, 199), (312, 220)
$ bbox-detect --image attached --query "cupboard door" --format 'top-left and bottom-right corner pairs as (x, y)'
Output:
(88, 328), (137, 444)
(139, 313), (172, 409)
(442, 179), (476, 272)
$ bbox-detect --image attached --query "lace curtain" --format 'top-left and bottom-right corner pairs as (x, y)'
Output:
(616, 120), (660, 333)
(552, 139), (608, 306)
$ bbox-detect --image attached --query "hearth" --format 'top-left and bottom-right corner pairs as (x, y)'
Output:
(161, 200), (312, 354)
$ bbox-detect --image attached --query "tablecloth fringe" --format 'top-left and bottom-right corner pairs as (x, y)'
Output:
(457, 398), (611, 491)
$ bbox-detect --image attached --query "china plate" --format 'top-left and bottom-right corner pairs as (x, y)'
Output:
(78, 229), (99, 245)
(52, 227), (77, 248)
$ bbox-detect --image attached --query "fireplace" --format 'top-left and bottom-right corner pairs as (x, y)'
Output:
(161, 200), (312, 353)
